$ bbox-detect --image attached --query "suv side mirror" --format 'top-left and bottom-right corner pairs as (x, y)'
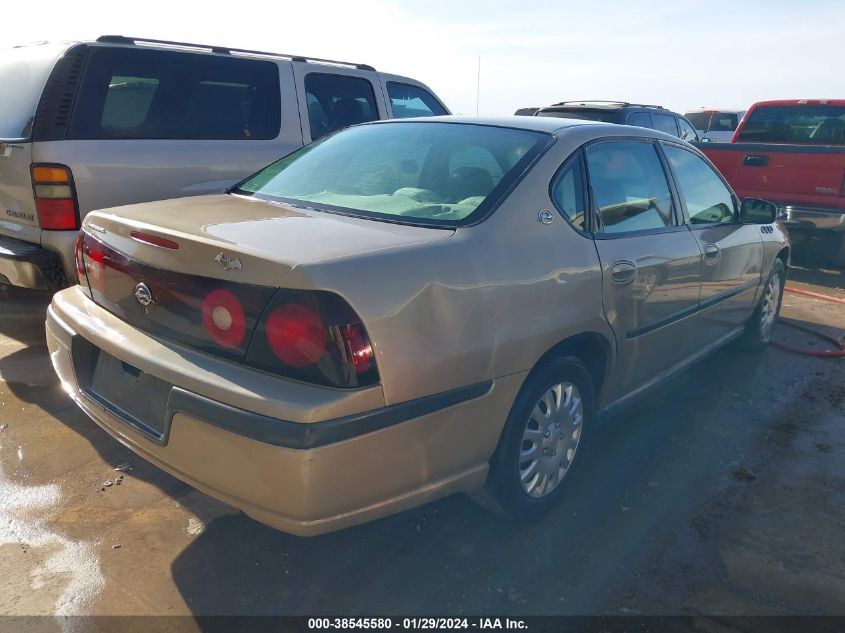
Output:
(740, 198), (777, 224)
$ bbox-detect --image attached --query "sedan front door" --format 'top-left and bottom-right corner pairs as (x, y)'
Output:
(585, 139), (703, 401)
(662, 143), (763, 342)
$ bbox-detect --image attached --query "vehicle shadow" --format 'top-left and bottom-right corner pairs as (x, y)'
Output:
(166, 345), (788, 616)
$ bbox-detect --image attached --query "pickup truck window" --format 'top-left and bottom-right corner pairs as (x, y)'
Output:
(663, 145), (736, 225)
(736, 105), (845, 144)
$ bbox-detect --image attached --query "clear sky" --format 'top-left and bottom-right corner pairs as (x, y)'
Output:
(4, 0), (843, 115)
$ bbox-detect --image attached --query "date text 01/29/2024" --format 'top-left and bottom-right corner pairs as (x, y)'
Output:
(307, 618), (528, 630)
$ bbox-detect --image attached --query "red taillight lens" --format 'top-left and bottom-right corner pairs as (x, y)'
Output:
(201, 289), (247, 349)
(265, 304), (328, 367)
(31, 164), (79, 230)
(74, 231), (88, 287)
(246, 290), (379, 388)
(339, 323), (374, 374)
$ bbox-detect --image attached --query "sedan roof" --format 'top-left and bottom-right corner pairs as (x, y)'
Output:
(369, 115), (612, 135)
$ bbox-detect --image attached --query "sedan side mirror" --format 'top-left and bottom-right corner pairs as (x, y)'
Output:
(740, 198), (777, 224)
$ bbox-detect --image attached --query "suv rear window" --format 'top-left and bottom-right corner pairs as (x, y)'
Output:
(736, 104), (845, 144)
(68, 47), (281, 140)
(0, 44), (63, 139)
(234, 122), (550, 227)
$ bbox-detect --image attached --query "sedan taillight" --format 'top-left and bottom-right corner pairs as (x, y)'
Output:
(247, 290), (379, 389)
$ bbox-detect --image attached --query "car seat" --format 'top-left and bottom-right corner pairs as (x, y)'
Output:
(447, 166), (494, 202)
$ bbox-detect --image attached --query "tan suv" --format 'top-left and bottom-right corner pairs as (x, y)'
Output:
(0, 36), (448, 291)
(46, 117), (788, 536)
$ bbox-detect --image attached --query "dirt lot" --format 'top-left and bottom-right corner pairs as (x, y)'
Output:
(0, 258), (843, 624)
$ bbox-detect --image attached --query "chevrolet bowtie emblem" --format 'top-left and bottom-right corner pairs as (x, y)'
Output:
(214, 252), (242, 271)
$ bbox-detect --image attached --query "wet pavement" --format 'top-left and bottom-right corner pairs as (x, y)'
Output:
(0, 258), (843, 620)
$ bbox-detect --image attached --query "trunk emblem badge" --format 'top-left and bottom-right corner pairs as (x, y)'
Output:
(134, 283), (155, 306)
(214, 252), (242, 271)
(538, 209), (555, 225)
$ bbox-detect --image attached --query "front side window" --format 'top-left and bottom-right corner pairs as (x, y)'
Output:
(736, 104), (845, 144)
(234, 122), (549, 227)
(304, 73), (379, 141)
(550, 156), (587, 230)
(652, 113), (679, 137)
(386, 82), (447, 119)
(586, 141), (675, 234)
(663, 145), (736, 225)
(69, 47), (281, 140)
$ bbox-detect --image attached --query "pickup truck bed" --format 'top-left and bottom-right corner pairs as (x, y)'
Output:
(696, 100), (845, 265)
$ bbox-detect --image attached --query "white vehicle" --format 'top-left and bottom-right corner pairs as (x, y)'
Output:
(0, 36), (449, 291)
(684, 109), (747, 143)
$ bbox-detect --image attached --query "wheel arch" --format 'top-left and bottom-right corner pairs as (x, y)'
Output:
(530, 331), (614, 407)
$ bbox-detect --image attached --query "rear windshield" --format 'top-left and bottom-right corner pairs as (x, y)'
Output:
(68, 47), (281, 140)
(537, 109), (618, 123)
(685, 111), (740, 132)
(234, 122), (550, 227)
(735, 104), (845, 144)
(0, 44), (63, 140)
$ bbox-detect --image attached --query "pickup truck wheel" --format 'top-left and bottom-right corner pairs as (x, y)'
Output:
(740, 258), (786, 351)
(477, 356), (594, 521)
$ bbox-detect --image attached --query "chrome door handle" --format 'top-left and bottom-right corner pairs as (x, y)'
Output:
(610, 260), (638, 284)
(704, 244), (721, 262)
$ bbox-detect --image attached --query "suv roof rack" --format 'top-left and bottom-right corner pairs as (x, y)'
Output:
(96, 35), (376, 71)
(549, 100), (666, 110)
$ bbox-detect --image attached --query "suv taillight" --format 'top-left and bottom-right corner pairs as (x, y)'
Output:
(31, 164), (79, 230)
(245, 289), (379, 389)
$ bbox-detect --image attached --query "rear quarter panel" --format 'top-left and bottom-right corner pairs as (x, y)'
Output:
(283, 131), (612, 407)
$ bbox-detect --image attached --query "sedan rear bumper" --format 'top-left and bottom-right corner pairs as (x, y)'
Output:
(0, 233), (67, 290)
(45, 287), (522, 536)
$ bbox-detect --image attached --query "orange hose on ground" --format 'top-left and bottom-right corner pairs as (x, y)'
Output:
(774, 287), (845, 357)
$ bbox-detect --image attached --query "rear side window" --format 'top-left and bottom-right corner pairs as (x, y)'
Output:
(538, 109), (619, 123)
(0, 44), (63, 139)
(551, 157), (587, 230)
(626, 112), (652, 128)
(305, 73), (379, 141)
(736, 104), (845, 144)
(663, 145), (736, 225)
(652, 113), (679, 137)
(68, 47), (281, 140)
(586, 141), (675, 234)
(387, 82), (447, 118)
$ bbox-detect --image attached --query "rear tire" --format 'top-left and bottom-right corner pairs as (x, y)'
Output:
(739, 258), (786, 351)
(479, 356), (594, 521)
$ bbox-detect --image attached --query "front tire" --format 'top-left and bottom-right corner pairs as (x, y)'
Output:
(480, 356), (594, 521)
(740, 258), (786, 351)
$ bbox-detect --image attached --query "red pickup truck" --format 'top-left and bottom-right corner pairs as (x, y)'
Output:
(698, 99), (845, 265)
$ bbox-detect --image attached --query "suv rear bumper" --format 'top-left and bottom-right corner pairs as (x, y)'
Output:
(0, 233), (67, 290)
(778, 205), (845, 233)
